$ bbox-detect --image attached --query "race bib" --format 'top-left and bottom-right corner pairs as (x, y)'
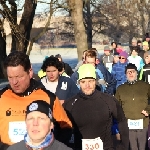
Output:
(128, 119), (143, 129)
(148, 75), (150, 84)
(8, 121), (27, 143)
(82, 137), (103, 150)
(106, 63), (113, 69)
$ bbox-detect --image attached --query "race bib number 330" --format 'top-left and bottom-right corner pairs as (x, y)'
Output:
(82, 137), (103, 150)
(8, 121), (27, 143)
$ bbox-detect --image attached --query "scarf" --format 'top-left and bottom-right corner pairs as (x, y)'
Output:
(127, 79), (137, 85)
(24, 132), (53, 149)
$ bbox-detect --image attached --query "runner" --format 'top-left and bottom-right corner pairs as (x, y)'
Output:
(115, 63), (150, 149)
(100, 45), (114, 72)
(7, 100), (72, 150)
(111, 51), (128, 88)
(40, 56), (79, 104)
(64, 64), (129, 150)
(71, 50), (116, 95)
(0, 51), (72, 148)
(55, 54), (74, 76)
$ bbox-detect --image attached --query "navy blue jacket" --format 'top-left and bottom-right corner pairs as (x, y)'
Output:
(71, 63), (116, 95)
(41, 76), (79, 100)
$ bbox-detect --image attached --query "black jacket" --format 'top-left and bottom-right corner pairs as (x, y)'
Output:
(63, 90), (129, 150)
(63, 62), (74, 76)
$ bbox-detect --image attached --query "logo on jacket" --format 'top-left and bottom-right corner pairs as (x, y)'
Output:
(61, 82), (67, 90)
(6, 108), (26, 116)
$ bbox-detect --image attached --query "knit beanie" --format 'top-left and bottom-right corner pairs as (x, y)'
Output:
(26, 100), (53, 121)
(119, 51), (128, 58)
(78, 64), (96, 80)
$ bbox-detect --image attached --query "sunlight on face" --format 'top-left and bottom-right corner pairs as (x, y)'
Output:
(126, 69), (137, 82)
(7, 65), (32, 93)
(79, 78), (96, 95)
(26, 111), (53, 144)
(46, 66), (59, 82)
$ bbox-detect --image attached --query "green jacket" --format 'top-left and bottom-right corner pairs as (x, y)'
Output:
(115, 80), (150, 127)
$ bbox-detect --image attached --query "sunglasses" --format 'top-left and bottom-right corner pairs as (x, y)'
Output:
(119, 57), (125, 59)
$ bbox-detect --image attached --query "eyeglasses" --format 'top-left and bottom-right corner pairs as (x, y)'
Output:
(119, 57), (125, 59)
(126, 70), (136, 74)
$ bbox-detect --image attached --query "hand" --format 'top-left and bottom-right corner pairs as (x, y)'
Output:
(141, 110), (149, 116)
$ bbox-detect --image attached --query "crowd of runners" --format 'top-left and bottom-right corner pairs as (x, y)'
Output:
(0, 34), (150, 150)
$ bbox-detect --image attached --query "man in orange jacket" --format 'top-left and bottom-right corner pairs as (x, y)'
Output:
(0, 51), (72, 150)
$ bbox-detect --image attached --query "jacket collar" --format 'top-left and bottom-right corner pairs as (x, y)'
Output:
(8, 78), (44, 97)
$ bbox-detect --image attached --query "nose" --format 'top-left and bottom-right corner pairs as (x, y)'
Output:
(85, 82), (90, 88)
(11, 78), (18, 85)
(33, 118), (39, 126)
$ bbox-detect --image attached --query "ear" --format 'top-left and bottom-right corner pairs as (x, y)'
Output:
(50, 122), (54, 130)
(29, 66), (33, 79)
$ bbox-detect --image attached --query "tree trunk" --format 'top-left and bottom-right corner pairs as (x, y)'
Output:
(85, 0), (92, 49)
(69, 0), (88, 61)
(9, 0), (17, 52)
(0, 20), (7, 78)
(1, 0), (37, 53)
(16, 0), (37, 53)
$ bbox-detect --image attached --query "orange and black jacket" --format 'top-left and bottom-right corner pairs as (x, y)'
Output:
(0, 79), (72, 149)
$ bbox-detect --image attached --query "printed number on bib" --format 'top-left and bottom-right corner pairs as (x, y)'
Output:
(82, 137), (103, 150)
(8, 121), (27, 143)
(128, 119), (143, 129)
(106, 63), (113, 69)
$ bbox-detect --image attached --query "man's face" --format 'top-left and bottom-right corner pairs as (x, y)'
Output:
(126, 69), (137, 82)
(79, 79), (96, 95)
(7, 65), (32, 93)
(46, 66), (59, 82)
(85, 57), (96, 66)
(132, 42), (137, 46)
(145, 56), (150, 64)
(104, 50), (110, 55)
(26, 111), (53, 143)
(146, 38), (150, 42)
(137, 43), (142, 47)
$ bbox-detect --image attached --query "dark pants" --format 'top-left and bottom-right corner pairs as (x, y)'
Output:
(129, 128), (148, 150)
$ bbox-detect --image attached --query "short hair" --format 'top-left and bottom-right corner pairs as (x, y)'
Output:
(137, 40), (142, 44)
(83, 50), (88, 54)
(4, 51), (31, 72)
(131, 46), (140, 53)
(41, 56), (63, 72)
(85, 50), (96, 60)
(111, 42), (117, 46)
(90, 48), (97, 51)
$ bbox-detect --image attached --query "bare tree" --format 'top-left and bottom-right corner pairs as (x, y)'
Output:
(69, 0), (88, 61)
(0, 0), (37, 53)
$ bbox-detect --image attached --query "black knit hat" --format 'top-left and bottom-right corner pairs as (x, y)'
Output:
(26, 100), (53, 121)
(125, 63), (138, 74)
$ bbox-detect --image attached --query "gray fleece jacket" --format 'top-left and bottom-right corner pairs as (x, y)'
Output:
(7, 139), (72, 150)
